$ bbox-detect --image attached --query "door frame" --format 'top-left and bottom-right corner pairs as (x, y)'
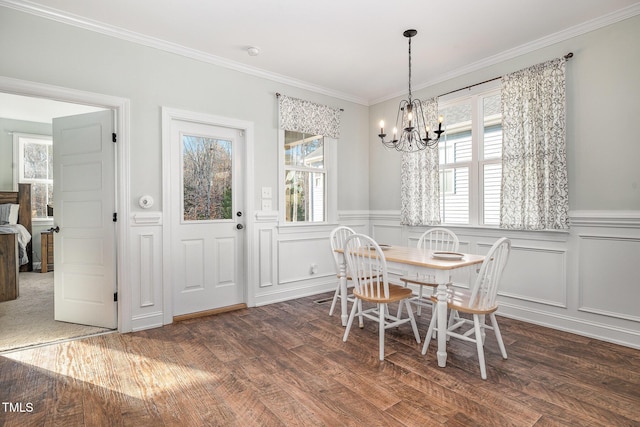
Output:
(161, 107), (255, 324)
(0, 76), (131, 332)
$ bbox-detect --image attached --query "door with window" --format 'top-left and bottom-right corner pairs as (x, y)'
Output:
(169, 119), (245, 316)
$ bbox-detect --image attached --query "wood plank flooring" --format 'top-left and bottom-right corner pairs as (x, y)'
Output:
(1, 292), (639, 426)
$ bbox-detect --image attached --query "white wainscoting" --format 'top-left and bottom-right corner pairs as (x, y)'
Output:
(368, 210), (640, 350)
(144, 208), (639, 349)
(251, 210), (370, 306)
(578, 234), (640, 322)
(129, 212), (164, 331)
(495, 242), (568, 308)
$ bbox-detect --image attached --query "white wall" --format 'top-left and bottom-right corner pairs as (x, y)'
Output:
(368, 15), (640, 348)
(369, 15), (640, 211)
(1, 7), (638, 348)
(0, 7), (370, 331)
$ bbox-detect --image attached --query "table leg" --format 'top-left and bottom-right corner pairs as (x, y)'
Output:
(435, 270), (449, 367)
(339, 258), (348, 327)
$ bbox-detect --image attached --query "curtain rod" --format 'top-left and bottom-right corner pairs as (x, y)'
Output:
(438, 52), (573, 99)
(275, 93), (344, 112)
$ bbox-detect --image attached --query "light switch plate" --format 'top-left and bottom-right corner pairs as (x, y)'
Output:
(261, 199), (272, 210)
(261, 186), (272, 198)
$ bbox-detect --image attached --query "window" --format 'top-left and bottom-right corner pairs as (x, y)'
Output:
(438, 86), (502, 226)
(14, 133), (53, 221)
(182, 135), (233, 221)
(283, 131), (326, 223)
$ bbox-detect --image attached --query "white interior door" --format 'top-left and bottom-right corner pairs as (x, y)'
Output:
(170, 119), (245, 316)
(53, 110), (117, 328)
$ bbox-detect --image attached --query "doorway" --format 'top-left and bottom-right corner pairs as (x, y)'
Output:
(0, 84), (126, 351)
(162, 108), (254, 320)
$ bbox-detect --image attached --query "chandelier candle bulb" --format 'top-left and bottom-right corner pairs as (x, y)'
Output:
(379, 121), (385, 135)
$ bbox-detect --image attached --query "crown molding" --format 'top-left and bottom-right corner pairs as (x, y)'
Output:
(369, 2), (640, 105)
(3, 0), (639, 107)
(0, 0), (369, 106)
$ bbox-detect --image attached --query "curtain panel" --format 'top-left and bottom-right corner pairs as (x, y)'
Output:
(400, 97), (441, 226)
(500, 58), (569, 230)
(278, 94), (341, 139)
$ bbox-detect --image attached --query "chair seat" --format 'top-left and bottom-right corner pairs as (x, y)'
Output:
(354, 282), (413, 303)
(429, 288), (499, 315)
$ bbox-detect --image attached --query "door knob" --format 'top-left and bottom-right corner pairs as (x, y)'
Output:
(236, 224), (244, 230)
(48, 226), (60, 233)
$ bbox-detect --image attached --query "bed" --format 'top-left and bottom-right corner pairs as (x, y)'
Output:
(0, 183), (33, 272)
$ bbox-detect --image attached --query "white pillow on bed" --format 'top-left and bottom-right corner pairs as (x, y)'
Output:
(0, 203), (20, 225)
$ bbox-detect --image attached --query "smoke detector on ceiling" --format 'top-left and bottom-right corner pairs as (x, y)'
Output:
(247, 46), (260, 57)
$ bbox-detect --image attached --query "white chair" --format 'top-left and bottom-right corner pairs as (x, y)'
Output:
(422, 237), (511, 379)
(342, 234), (421, 361)
(399, 228), (459, 316)
(328, 226), (356, 317)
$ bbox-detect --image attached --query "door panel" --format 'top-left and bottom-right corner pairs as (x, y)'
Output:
(53, 110), (117, 329)
(170, 120), (245, 316)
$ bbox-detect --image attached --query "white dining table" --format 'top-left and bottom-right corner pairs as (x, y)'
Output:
(336, 245), (485, 367)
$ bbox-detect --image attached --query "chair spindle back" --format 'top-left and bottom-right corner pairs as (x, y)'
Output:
(343, 234), (389, 300)
(469, 237), (511, 310)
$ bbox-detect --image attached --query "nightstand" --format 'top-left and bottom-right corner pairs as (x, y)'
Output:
(41, 230), (54, 273)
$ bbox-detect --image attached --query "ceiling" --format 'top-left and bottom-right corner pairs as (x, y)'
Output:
(4, 0), (640, 105)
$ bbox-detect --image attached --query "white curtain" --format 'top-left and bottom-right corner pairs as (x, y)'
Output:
(400, 97), (441, 226)
(500, 58), (569, 230)
(278, 94), (341, 138)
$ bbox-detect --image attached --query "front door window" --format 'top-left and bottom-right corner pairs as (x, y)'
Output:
(182, 135), (233, 221)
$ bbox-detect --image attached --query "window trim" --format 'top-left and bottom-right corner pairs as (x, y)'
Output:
(438, 81), (502, 227)
(13, 132), (54, 223)
(278, 129), (337, 226)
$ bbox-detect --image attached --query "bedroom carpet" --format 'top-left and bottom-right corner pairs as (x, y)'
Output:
(0, 272), (112, 352)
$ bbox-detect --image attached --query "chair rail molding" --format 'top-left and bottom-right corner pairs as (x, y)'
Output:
(131, 212), (162, 226)
(569, 210), (640, 228)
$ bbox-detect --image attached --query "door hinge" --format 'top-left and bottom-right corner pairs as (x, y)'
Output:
(112, 133), (117, 143)
(113, 212), (117, 222)
(113, 292), (118, 302)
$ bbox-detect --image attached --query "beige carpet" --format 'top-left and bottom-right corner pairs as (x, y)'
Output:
(0, 272), (112, 352)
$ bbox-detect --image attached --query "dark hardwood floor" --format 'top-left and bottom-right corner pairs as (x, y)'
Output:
(1, 291), (639, 426)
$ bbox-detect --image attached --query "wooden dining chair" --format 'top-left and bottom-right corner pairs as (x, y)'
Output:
(422, 237), (511, 379)
(328, 226), (356, 317)
(342, 234), (421, 361)
(399, 228), (460, 316)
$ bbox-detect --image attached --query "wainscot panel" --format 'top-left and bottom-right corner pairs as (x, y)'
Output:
(130, 212), (164, 331)
(578, 234), (640, 322)
(277, 236), (335, 285)
(497, 243), (567, 308)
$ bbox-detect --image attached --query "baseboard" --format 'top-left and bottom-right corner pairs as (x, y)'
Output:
(498, 303), (640, 350)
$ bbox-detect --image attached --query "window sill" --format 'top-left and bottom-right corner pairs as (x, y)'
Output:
(433, 224), (570, 242)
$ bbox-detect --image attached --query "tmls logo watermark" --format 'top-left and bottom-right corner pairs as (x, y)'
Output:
(2, 402), (34, 413)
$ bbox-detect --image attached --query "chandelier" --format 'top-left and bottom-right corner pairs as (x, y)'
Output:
(378, 29), (444, 152)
